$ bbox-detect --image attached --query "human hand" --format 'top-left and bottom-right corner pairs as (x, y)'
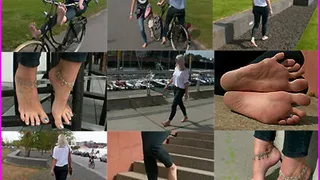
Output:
(79, 3), (84, 10)
(270, 10), (273, 15)
(184, 93), (189, 100)
(51, 169), (54, 176)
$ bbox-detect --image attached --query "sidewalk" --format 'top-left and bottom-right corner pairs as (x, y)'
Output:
(107, 98), (213, 131)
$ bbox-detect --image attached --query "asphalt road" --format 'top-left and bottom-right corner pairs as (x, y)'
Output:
(72, 155), (107, 178)
(107, 0), (197, 50)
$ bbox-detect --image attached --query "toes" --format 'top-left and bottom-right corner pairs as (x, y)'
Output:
(289, 68), (305, 79)
(65, 112), (72, 121)
(30, 115), (35, 126)
(288, 79), (308, 92)
(290, 93), (311, 106)
(287, 63), (300, 72)
(25, 114), (30, 126)
(53, 114), (64, 129)
(20, 112), (26, 122)
(39, 112), (50, 124)
(34, 115), (41, 126)
(62, 113), (70, 125)
(292, 107), (306, 118)
(290, 114), (301, 124)
(281, 59), (295, 67)
(278, 119), (287, 125)
(272, 52), (285, 62)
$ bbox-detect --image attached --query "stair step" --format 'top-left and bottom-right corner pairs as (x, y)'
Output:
(176, 132), (214, 141)
(169, 137), (214, 149)
(164, 144), (214, 159)
(133, 161), (214, 180)
(169, 153), (214, 172)
(117, 172), (166, 180)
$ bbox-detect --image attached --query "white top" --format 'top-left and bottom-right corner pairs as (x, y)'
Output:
(172, 67), (189, 89)
(254, 0), (267, 7)
(52, 145), (70, 167)
(169, 0), (186, 10)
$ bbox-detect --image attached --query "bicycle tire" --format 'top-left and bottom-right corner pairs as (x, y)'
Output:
(63, 20), (86, 52)
(14, 40), (50, 52)
(150, 15), (162, 41)
(170, 25), (190, 50)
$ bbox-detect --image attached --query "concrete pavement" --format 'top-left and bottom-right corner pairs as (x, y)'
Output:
(72, 155), (107, 179)
(107, 97), (213, 131)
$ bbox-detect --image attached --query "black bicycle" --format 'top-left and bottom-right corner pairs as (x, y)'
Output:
(148, 2), (191, 50)
(14, 0), (97, 52)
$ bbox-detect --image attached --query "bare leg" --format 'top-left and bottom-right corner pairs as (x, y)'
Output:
(167, 163), (177, 180)
(278, 156), (311, 180)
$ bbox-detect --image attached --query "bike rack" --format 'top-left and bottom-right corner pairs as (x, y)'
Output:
(2, 53), (107, 131)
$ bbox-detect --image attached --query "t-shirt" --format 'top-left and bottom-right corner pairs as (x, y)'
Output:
(52, 145), (70, 167)
(169, 0), (186, 10)
(254, 0), (267, 7)
(172, 67), (189, 89)
(136, 0), (148, 18)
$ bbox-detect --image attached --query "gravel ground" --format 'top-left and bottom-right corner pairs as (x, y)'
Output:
(220, 2), (317, 50)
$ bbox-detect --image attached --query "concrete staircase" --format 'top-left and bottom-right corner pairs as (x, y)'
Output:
(116, 132), (214, 180)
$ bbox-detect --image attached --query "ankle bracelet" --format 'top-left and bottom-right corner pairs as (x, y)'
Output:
(252, 147), (273, 161)
(16, 77), (37, 88)
(56, 69), (74, 89)
(279, 166), (307, 180)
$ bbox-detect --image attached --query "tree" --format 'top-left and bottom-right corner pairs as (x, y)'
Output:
(19, 131), (35, 157)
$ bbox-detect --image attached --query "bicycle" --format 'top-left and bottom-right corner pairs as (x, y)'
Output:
(14, 0), (97, 52)
(88, 157), (95, 169)
(148, 2), (191, 50)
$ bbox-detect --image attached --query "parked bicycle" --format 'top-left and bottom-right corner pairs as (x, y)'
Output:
(14, 0), (97, 52)
(148, 2), (191, 50)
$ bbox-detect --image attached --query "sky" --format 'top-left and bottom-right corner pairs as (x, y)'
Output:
(2, 132), (107, 143)
(186, 50), (214, 59)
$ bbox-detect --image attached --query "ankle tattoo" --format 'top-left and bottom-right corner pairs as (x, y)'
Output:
(279, 166), (308, 180)
(253, 148), (273, 161)
(56, 69), (74, 89)
(16, 77), (37, 88)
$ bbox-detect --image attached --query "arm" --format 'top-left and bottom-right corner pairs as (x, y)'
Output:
(266, 0), (273, 15)
(78, 0), (85, 10)
(157, 0), (167, 6)
(51, 158), (57, 176)
(68, 151), (72, 168)
(184, 72), (189, 99)
(164, 77), (173, 89)
(130, 0), (135, 19)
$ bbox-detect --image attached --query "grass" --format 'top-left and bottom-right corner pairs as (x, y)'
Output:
(213, 0), (277, 21)
(2, 0), (107, 50)
(295, 8), (318, 50)
(151, 0), (213, 48)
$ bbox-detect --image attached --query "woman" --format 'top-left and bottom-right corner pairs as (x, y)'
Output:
(15, 53), (87, 129)
(129, 0), (151, 48)
(141, 131), (177, 180)
(51, 134), (72, 180)
(29, 0), (90, 38)
(250, 0), (273, 47)
(162, 54), (189, 127)
(157, 0), (186, 45)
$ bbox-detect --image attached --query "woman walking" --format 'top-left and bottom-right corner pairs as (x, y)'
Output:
(162, 54), (189, 127)
(129, 0), (151, 48)
(51, 134), (72, 180)
(250, 0), (273, 47)
(141, 131), (177, 180)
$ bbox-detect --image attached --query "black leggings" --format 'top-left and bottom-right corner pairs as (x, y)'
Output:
(169, 87), (187, 121)
(254, 131), (313, 158)
(141, 132), (173, 180)
(251, 6), (269, 38)
(54, 165), (68, 180)
(162, 6), (185, 38)
(253, 51), (311, 158)
(16, 53), (88, 67)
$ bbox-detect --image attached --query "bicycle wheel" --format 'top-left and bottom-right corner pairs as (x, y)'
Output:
(63, 18), (87, 52)
(149, 15), (162, 41)
(14, 40), (50, 52)
(170, 25), (190, 50)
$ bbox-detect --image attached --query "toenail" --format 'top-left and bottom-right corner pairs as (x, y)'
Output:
(36, 122), (40, 126)
(44, 118), (49, 123)
(25, 122), (29, 125)
(60, 124), (64, 129)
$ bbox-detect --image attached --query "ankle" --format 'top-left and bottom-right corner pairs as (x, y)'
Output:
(280, 157), (307, 177)
(169, 164), (177, 170)
(254, 139), (274, 154)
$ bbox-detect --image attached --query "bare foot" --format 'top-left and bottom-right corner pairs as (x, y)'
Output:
(181, 116), (188, 122)
(161, 120), (171, 127)
(251, 39), (258, 47)
(142, 43), (147, 48)
(15, 65), (49, 126)
(262, 36), (269, 41)
(221, 53), (308, 92)
(56, 5), (67, 25)
(49, 66), (73, 129)
(223, 91), (310, 124)
(161, 37), (166, 45)
(168, 164), (177, 180)
(278, 157), (311, 180)
(253, 139), (281, 180)
(29, 22), (41, 38)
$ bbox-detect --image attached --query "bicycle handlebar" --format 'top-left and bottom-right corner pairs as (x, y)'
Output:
(43, 0), (78, 7)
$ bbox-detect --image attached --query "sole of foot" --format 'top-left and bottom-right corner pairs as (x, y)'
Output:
(221, 53), (308, 92)
(223, 91), (310, 124)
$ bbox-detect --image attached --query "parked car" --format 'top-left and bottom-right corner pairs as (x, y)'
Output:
(100, 154), (107, 162)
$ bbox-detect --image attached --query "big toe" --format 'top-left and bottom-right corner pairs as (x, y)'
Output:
(290, 93), (311, 106)
(53, 113), (64, 129)
(288, 79), (308, 92)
